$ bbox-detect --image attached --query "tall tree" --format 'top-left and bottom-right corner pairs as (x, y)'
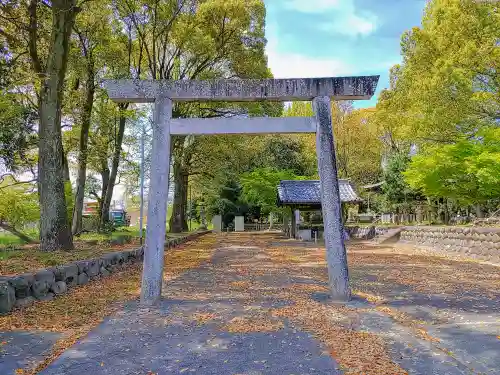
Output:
(373, 0), (499, 213)
(69, 0), (117, 234)
(36, 0), (79, 250)
(285, 101), (383, 186)
(240, 167), (306, 217)
(1, 1), (81, 250)
(114, 0), (273, 232)
(334, 107), (383, 186)
(376, 0), (499, 144)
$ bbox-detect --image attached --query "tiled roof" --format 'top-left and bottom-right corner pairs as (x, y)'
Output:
(277, 180), (361, 205)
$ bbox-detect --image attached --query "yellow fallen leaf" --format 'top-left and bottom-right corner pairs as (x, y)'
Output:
(15, 369), (25, 375)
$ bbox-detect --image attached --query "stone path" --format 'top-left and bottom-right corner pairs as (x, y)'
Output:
(2, 232), (499, 374)
(38, 235), (341, 375)
(348, 241), (500, 374)
(0, 331), (62, 375)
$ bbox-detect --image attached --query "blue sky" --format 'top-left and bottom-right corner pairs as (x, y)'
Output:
(264, 0), (427, 108)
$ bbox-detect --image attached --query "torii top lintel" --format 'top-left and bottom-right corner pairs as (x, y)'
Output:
(102, 76), (380, 103)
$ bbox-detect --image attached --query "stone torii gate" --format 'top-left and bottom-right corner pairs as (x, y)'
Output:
(103, 76), (379, 305)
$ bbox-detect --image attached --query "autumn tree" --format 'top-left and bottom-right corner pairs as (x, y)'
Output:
(284, 101), (383, 186)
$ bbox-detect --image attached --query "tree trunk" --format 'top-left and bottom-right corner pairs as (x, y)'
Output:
(98, 163), (110, 227)
(475, 204), (483, 218)
(38, 1), (77, 251)
(0, 222), (36, 244)
(169, 163), (188, 233)
(100, 108), (126, 229)
(72, 71), (95, 234)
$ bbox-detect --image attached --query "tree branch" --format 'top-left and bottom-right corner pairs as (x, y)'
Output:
(28, 0), (43, 74)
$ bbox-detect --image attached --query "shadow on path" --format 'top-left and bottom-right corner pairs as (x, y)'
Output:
(39, 235), (341, 375)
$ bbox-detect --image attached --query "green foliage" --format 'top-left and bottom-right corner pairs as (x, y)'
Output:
(259, 137), (314, 176)
(240, 168), (306, 216)
(0, 88), (37, 173)
(207, 179), (248, 227)
(64, 181), (74, 226)
(376, 0), (499, 144)
(405, 128), (500, 205)
(371, 0), (499, 216)
(0, 183), (39, 232)
(382, 152), (421, 211)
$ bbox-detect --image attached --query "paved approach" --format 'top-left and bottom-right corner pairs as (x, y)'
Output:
(2, 232), (499, 374)
(39, 234), (341, 375)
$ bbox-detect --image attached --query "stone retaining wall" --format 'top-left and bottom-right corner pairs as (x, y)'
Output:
(400, 226), (500, 261)
(345, 226), (400, 240)
(0, 230), (210, 314)
(345, 226), (376, 239)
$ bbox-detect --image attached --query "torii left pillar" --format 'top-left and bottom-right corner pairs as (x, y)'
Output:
(141, 95), (172, 305)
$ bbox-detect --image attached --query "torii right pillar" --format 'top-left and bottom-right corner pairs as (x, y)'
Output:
(313, 96), (350, 301)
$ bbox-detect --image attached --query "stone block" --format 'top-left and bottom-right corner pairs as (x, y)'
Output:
(50, 281), (67, 296)
(125, 249), (136, 261)
(0, 280), (16, 314)
(87, 260), (100, 277)
(135, 247), (144, 258)
(107, 264), (118, 273)
(10, 273), (35, 299)
(212, 215), (222, 232)
(121, 251), (131, 263)
(35, 270), (55, 284)
(100, 253), (115, 267)
(77, 273), (89, 285)
(32, 279), (51, 300)
(55, 264), (78, 287)
(14, 296), (35, 308)
(75, 260), (90, 274)
(100, 266), (111, 277)
(234, 216), (245, 232)
(115, 252), (126, 266)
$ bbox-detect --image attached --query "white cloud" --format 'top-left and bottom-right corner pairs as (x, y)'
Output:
(318, 13), (376, 36)
(285, 0), (378, 37)
(265, 38), (352, 78)
(285, 0), (341, 13)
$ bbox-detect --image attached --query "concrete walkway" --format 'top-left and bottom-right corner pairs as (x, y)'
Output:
(2, 232), (499, 374)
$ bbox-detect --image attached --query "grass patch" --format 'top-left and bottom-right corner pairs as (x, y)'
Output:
(0, 243), (139, 276)
(0, 234), (26, 246)
(0, 227), (203, 275)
